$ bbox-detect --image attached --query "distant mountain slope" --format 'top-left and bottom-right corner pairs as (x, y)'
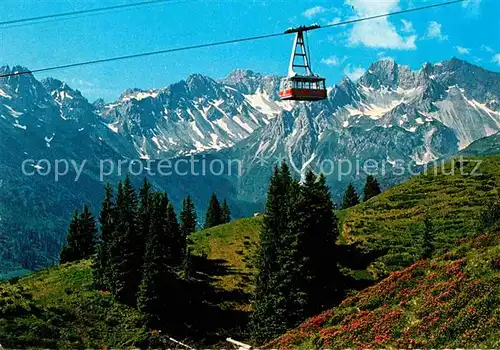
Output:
(458, 131), (500, 157)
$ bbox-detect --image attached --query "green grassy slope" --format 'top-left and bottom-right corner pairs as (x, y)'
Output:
(191, 155), (500, 285)
(269, 230), (500, 349)
(342, 155), (500, 278)
(190, 216), (262, 299)
(0, 260), (149, 349)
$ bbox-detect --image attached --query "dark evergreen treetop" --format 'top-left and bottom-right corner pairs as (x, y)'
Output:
(221, 199), (231, 224)
(137, 192), (183, 327)
(180, 195), (197, 237)
(60, 205), (98, 264)
(251, 162), (301, 343)
(94, 182), (115, 289)
(60, 210), (80, 264)
(137, 178), (153, 263)
(110, 176), (141, 305)
(79, 204), (98, 258)
(204, 193), (222, 229)
(363, 175), (382, 202)
(166, 202), (184, 267)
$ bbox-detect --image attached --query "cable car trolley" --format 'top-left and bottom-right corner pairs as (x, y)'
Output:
(279, 24), (327, 102)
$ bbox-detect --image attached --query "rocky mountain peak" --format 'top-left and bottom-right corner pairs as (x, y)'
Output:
(0, 65), (50, 107)
(185, 73), (221, 98)
(120, 87), (141, 98)
(220, 69), (281, 98)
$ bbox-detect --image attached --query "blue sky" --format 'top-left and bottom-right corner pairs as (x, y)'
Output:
(1, 0), (499, 102)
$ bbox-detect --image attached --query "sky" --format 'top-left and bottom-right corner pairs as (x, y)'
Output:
(1, 0), (499, 102)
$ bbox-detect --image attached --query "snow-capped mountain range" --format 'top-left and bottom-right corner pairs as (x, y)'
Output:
(2, 58), (499, 164)
(1, 57), (499, 274)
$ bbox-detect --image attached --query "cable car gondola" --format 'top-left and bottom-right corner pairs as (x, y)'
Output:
(279, 24), (327, 102)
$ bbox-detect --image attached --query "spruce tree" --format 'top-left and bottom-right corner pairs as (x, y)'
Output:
(221, 199), (231, 224)
(60, 206), (97, 263)
(137, 178), (153, 263)
(79, 204), (98, 258)
(137, 192), (183, 327)
(166, 202), (184, 267)
(60, 210), (80, 263)
(110, 176), (141, 305)
(204, 193), (222, 229)
(181, 247), (193, 280)
(180, 196), (196, 279)
(421, 214), (435, 259)
(250, 162), (298, 343)
(180, 195), (197, 238)
(363, 175), (381, 202)
(294, 171), (341, 316)
(94, 182), (114, 289)
(480, 196), (500, 231)
(342, 183), (359, 209)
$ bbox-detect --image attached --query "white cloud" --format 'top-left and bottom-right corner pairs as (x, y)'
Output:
(493, 54), (500, 65)
(70, 78), (94, 88)
(481, 45), (494, 53)
(462, 0), (481, 14)
(455, 46), (470, 55)
(321, 55), (348, 66)
(345, 0), (417, 50)
(303, 6), (326, 19)
(321, 56), (340, 66)
(400, 19), (414, 33)
(462, 0), (481, 7)
(344, 64), (366, 80)
(377, 51), (394, 61)
(327, 17), (342, 25)
(425, 21), (448, 41)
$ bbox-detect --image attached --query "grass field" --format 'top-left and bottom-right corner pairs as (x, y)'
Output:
(270, 229), (500, 349)
(342, 155), (500, 277)
(0, 260), (149, 349)
(190, 216), (262, 298)
(191, 156), (500, 287)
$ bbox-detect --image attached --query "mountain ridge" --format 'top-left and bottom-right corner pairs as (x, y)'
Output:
(1, 57), (500, 274)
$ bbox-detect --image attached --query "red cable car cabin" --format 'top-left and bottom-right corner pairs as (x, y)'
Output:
(279, 75), (327, 101)
(279, 24), (327, 102)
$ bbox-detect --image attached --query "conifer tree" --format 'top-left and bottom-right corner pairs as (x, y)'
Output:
(480, 196), (500, 230)
(204, 193), (222, 229)
(94, 182), (114, 288)
(110, 176), (141, 305)
(180, 196), (196, 278)
(221, 199), (231, 224)
(137, 178), (153, 262)
(60, 206), (97, 264)
(181, 247), (193, 280)
(79, 204), (98, 257)
(180, 195), (197, 238)
(137, 192), (183, 327)
(294, 171), (340, 316)
(166, 202), (184, 267)
(342, 183), (359, 209)
(363, 175), (382, 202)
(251, 162), (298, 343)
(421, 214), (435, 259)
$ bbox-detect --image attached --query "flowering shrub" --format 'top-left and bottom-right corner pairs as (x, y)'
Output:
(270, 231), (500, 349)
